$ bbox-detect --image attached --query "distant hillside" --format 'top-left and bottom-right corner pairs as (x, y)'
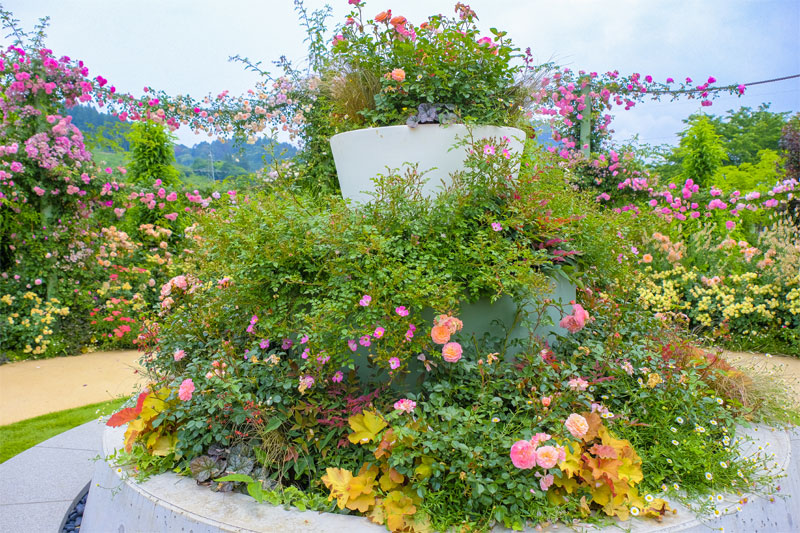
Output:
(65, 106), (297, 184)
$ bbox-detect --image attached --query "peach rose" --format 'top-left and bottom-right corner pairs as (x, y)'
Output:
(442, 342), (462, 363)
(535, 445), (560, 469)
(375, 11), (390, 23)
(565, 413), (589, 439)
(435, 314), (463, 334)
(642, 253), (653, 263)
(431, 324), (451, 344)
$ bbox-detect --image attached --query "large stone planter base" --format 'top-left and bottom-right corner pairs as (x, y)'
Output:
(82, 424), (799, 532)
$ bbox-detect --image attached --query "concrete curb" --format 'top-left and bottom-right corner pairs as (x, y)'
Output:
(0, 419), (104, 533)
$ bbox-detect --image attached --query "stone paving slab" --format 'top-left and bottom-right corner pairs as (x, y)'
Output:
(0, 500), (75, 533)
(0, 420), (103, 532)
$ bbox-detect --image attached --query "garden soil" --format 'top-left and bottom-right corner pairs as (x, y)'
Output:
(0, 350), (145, 425)
(0, 349), (797, 426)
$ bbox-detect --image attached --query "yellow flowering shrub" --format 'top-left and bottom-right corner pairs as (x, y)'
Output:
(1, 292), (70, 358)
(637, 219), (799, 353)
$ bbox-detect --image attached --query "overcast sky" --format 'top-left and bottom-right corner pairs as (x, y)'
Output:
(3, 0), (799, 147)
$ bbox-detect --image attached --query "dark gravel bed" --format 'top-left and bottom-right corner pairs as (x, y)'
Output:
(61, 491), (87, 532)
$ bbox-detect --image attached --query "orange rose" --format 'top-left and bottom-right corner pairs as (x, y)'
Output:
(431, 324), (451, 344)
(390, 15), (407, 27)
(390, 68), (406, 82)
(375, 11), (390, 23)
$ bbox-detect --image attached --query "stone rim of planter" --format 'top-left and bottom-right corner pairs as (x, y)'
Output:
(81, 422), (793, 533)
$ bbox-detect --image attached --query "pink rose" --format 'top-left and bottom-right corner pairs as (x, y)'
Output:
(559, 303), (590, 333)
(173, 349), (186, 361)
(539, 474), (554, 491)
(393, 398), (416, 413)
(178, 378), (195, 401)
(568, 377), (589, 391)
(541, 396), (551, 407)
(529, 432), (552, 448)
(510, 440), (537, 469)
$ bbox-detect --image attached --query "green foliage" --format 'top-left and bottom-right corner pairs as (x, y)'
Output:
(127, 121), (181, 186)
(693, 104), (790, 166)
(711, 149), (782, 192)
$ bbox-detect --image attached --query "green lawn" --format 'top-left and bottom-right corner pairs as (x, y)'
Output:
(0, 398), (126, 463)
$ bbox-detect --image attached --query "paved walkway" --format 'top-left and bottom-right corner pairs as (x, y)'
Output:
(0, 350), (145, 425)
(0, 419), (103, 533)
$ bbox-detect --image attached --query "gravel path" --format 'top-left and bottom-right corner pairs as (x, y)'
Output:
(0, 350), (145, 425)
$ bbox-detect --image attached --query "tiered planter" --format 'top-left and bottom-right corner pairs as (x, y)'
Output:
(332, 124), (575, 345)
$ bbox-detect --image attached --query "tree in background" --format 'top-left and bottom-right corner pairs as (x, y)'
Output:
(127, 121), (180, 186)
(676, 116), (726, 187)
(779, 113), (800, 180)
(705, 104), (790, 166)
(651, 104), (789, 184)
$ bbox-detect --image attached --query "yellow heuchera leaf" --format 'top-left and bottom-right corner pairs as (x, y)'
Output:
(346, 493), (376, 513)
(590, 481), (614, 507)
(343, 464), (378, 512)
(379, 465), (404, 492)
(414, 456), (435, 479)
(404, 509), (434, 533)
(383, 490), (417, 532)
(147, 432), (176, 456)
(138, 387), (171, 423)
(598, 425), (643, 485)
(367, 501), (386, 526)
(322, 467), (354, 509)
(579, 496), (591, 516)
(553, 473), (580, 494)
(123, 418), (146, 452)
(558, 441), (582, 478)
(321, 465), (377, 512)
(348, 410), (388, 445)
(374, 428), (396, 460)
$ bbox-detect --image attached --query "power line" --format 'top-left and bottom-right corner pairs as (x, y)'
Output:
(743, 74), (800, 87)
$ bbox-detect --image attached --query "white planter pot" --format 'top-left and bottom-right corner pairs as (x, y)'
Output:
(330, 124), (525, 203)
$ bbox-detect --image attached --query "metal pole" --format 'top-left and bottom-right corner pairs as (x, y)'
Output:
(579, 84), (592, 158)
